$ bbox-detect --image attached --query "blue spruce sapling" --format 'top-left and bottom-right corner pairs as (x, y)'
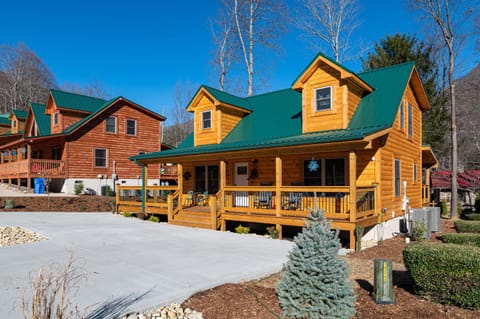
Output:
(277, 208), (356, 319)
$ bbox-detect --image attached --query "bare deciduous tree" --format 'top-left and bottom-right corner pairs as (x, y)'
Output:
(162, 81), (194, 147)
(410, 0), (473, 218)
(59, 80), (108, 99)
(232, 0), (288, 96)
(0, 43), (55, 113)
(296, 0), (360, 62)
(210, 0), (238, 91)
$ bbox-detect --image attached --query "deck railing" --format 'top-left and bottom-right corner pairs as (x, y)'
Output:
(116, 184), (376, 222)
(0, 159), (66, 178)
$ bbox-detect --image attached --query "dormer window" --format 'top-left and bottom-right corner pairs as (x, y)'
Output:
(315, 86), (332, 112)
(202, 111), (212, 129)
(53, 112), (59, 126)
(13, 120), (17, 128)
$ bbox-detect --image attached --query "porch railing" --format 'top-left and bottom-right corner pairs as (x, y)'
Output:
(0, 159), (66, 178)
(223, 185), (376, 222)
(115, 184), (377, 223)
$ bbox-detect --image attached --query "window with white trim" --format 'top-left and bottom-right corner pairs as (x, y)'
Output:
(126, 119), (137, 136)
(202, 111), (212, 129)
(94, 148), (107, 168)
(105, 116), (116, 133)
(314, 86), (332, 112)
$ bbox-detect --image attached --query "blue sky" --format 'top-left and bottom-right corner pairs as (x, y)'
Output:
(0, 0), (477, 122)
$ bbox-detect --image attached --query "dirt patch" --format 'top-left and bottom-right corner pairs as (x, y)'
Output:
(183, 220), (480, 319)
(0, 195), (114, 212)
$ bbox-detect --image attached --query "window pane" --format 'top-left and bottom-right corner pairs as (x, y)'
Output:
(315, 87), (331, 111)
(395, 159), (400, 197)
(304, 160), (321, 186)
(202, 111), (211, 129)
(126, 119), (136, 135)
(95, 149), (106, 167)
(408, 104), (413, 137)
(106, 116), (116, 133)
(400, 101), (404, 129)
(326, 159), (345, 186)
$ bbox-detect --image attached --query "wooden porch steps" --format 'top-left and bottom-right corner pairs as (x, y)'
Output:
(169, 210), (213, 229)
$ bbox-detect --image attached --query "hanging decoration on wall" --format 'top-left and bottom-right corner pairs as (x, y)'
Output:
(308, 157), (319, 172)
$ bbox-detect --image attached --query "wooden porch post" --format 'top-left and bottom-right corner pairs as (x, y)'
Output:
(141, 163), (146, 215)
(27, 144), (31, 192)
(177, 163), (184, 210)
(17, 147), (21, 190)
(220, 160), (226, 231)
(7, 149), (11, 187)
(275, 156), (283, 239)
(349, 151), (357, 250)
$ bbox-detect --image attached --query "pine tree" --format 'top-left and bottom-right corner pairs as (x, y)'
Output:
(277, 209), (355, 319)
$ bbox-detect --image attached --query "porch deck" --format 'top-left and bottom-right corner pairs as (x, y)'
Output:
(116, 185), (378, 249)
(0, 159), (66, 190)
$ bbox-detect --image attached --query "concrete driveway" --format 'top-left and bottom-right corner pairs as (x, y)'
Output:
(0, 213), (293, 318)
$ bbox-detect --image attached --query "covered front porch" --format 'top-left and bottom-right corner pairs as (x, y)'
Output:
(0, 138), (67, 191)
(117, 146), (381, 249)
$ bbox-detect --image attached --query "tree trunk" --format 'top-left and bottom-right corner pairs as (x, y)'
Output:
(449, 50), (458, 219)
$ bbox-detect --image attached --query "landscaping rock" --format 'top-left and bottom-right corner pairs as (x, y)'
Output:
(121, 303), (203, 319)
(0, 226), (47, 247)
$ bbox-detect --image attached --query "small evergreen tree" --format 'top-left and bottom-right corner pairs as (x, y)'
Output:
(277, 209), (355, 319)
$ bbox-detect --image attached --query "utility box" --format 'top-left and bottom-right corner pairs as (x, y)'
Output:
(373, 259), (395, 304)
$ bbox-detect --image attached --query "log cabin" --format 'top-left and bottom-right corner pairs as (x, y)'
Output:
(0, 89), (174, 194)
(118, 53), (438, 249)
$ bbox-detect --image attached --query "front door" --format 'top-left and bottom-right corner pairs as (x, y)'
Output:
(234, 162), (249, 207)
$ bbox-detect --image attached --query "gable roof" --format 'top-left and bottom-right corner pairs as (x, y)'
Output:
(30, 103), (51, 136)
(49, 89), (108, 113)
(0, 115), (10, 126)
(11, 109), (28, 119)
(64, 96), (165, 134)
(292, 52), (373, 93)
(128, 57), (428, 162)
(187, 85), (252, 113)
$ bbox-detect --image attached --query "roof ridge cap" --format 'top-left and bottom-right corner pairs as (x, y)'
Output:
(359, 61), (415, 75)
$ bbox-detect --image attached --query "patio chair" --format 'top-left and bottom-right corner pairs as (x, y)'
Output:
(254, 191), (272, 209)
(196, 191), (209, 206)
(284, 192), (303, 210)
(184, 190), (194, 207)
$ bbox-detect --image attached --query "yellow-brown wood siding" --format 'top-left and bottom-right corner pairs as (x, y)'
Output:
(194, 95), (217, 146)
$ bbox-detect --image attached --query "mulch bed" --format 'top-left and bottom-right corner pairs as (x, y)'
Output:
(0, 195), (114, 212)
(183, 219), (480, 319)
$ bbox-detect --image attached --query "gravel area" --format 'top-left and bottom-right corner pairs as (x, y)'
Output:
(0, 226), (47, 247)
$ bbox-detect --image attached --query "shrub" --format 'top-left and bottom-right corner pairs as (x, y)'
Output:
(403, 242), (480, 309)
(235, 224), (250, 234)
(277, 209), (355, 319)
(104, 185), (112, 196)
(442, 233), (480, 247)
(464, 213), (480, 221)
(266, 226), (278, 239)
(148, 215), (160, 223)
(122, 211), (133, 217)
(74, 181), (84, 195)
(441, 200), (448, 216)
(455, 220), (480, 233)
(412, 221), (427, 241)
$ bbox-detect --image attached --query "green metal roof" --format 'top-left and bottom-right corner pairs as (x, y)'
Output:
(30, 103), (51, 136)
(64, 97), (118, 134)
(50, 89), (107, 113)
(130, 60), (417, 162)
(348, 62), (414, 129)
(0, 116), (9, 126)
(193, 85), (252, 111)
(11, 109), (28, 119)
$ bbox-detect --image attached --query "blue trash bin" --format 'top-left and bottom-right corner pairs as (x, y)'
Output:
(34, 178), (45, 194)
